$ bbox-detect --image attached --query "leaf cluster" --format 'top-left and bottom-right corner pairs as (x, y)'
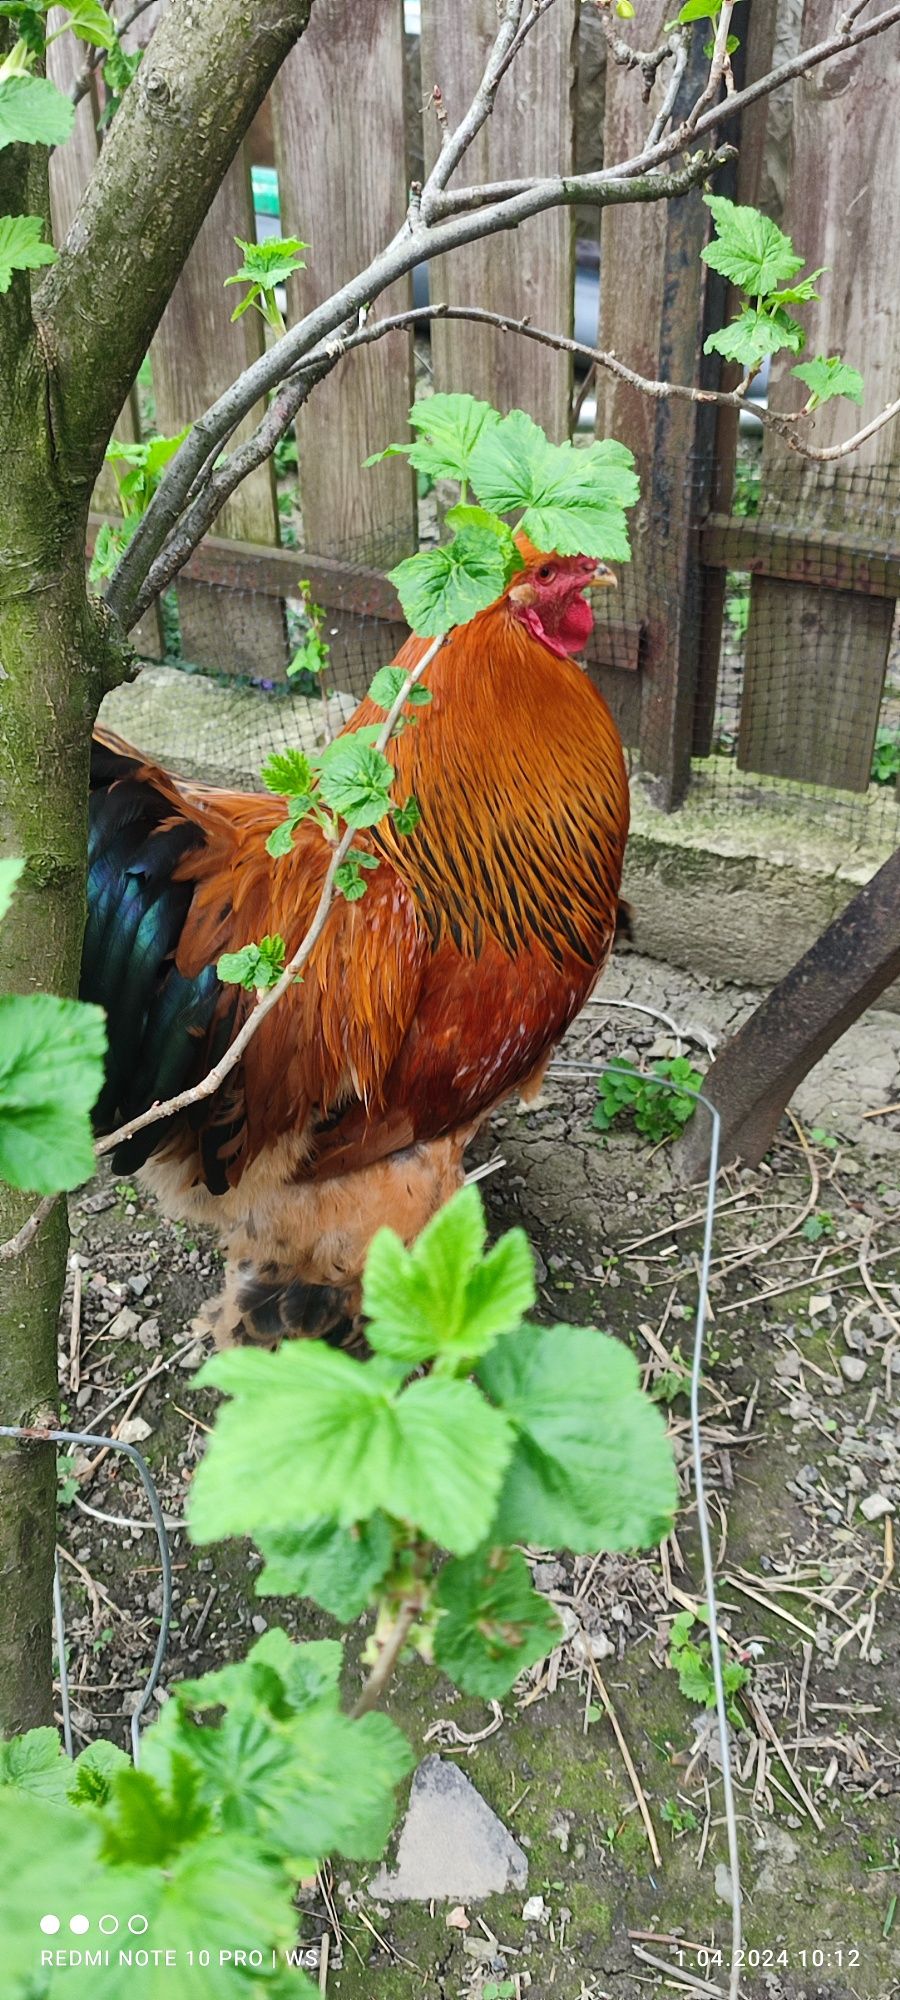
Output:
(89, 430), (192, 584)
(190, 1186), (678, 1698)
(0, 859), (107, 1194)
(667, 1609), (749, 1727)
(225, 235), (308, 333)
(370, 393), (637, 634)
(871, 727), (900, 785)
(592, 1056), (704, 1145)
(702, 197), (864, 406)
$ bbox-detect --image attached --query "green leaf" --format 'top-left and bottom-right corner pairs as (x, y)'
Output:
(217, 934), (286, 991)
(153, 1633), (411, 1870)
(368, 664), (433, 710)
(335, 850), (380, 900)
(0, 1727), (72, 1803)
(678, 0), (721, 19)
(261, 747), (316, 796)
(791, 355), (864, 408)
(362, 1185), (535, 1366)
(389, 525), (517, 636)
(317, 737), (395, 827)
(368, 392), (502, 484)
(0, 1788), (312, 2000)
(0, 5), (47, 61)
(190, 1341), (512, 1556)
(701, 196), (804, 295)
(434, 1545), (562, 1697)
(64, 0), (116, 48)
(444, 502), (524, 571)
(68, 1737), (131, 1807)
(393, 795), (421, 836)
(468, 412), (638, 561)
(0, 993), (106, 1194)
(767, 269), (825, 307)
(477, 1323), (677, 1552)
(0, 211), (54, 292)
(100, 35), (141, 107)
(704, 304), (805, 369)
(0, 856), (24, 925)
(256, 1515), (394, 1618)
(224, 234), (308, 290)
(0, 69), (74, 147)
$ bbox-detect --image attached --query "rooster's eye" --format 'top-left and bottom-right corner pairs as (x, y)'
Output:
(537, 564), (553, 580)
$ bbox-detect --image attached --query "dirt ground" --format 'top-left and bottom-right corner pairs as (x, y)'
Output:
(55, 951), (900, 2000)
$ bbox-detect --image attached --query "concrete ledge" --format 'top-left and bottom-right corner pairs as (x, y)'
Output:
(625, 770), (900, 1011)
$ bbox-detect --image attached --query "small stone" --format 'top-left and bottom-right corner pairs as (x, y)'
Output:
(522, 1896), (546, 1922)
(839, 1355), (867, 1383)
(859, 1493), (894, 1522)
(808, 1293), (832, 1316)
(137, 1317), (161, 1350)
(251, 1614), (268, 1634)
(714, 1863), (734, 1908)
(116, 1416), (152, 1444)
(369, 1757), (527, 1902)
(178, 1340), (207, 1370)
(108, 1306), (141, 1340)
(445, 1907), (469, 1931)
(775, 1352), (801, 1379)
(128, 1274), (151, 1297)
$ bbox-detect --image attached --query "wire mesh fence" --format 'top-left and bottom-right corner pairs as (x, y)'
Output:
(103, 437), (900, 870)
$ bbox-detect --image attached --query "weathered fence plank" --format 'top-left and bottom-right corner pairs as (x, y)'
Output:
(421, 0), (577, 440)
(738, 0), (900, 793)
(150, 153), (287, 678)
(597, 10), (720, 804)
(692, 0), (778, 755)
(273, 0), (416, 575)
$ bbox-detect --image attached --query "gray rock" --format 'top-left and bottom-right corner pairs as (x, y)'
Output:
(839, 1354), (867, 1383)
(369, 1756), (528, 1903)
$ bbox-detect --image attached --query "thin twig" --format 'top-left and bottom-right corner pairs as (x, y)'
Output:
(0, 1193), (59, 1262)
(352, 1599), (420, 1719)
(586, 1659), (662, 1868)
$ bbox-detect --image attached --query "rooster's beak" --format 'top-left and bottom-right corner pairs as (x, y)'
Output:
(587, 564), (617, 591)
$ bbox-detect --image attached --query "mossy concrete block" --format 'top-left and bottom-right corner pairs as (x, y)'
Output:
(625, 780), (900, 1011)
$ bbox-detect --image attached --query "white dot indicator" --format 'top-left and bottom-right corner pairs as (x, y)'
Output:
(99, 1915), (119, 1935)
(40, 1916), (60, 1935)
(128, 1915), (149, 1934)
(70, 1916), (90, 1935)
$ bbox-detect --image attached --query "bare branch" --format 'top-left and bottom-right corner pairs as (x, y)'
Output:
(684, 0), (736, 132)
(645, 33), (689, 150)
(107, 149), (731, 629)
(324, 304), (900, 468)
(421, 0), (557, 219)
(103, 0), (900, 628)
(0, 1196), (59, 1264)
(598, 11), (684, 103)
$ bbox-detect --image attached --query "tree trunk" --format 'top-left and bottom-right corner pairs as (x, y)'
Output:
(0, 108), (111, 1728)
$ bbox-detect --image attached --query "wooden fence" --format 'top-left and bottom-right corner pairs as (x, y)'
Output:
(51, 0), (900, 810)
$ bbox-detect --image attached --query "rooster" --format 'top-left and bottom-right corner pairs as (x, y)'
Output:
(84, 542), (629, 1345)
